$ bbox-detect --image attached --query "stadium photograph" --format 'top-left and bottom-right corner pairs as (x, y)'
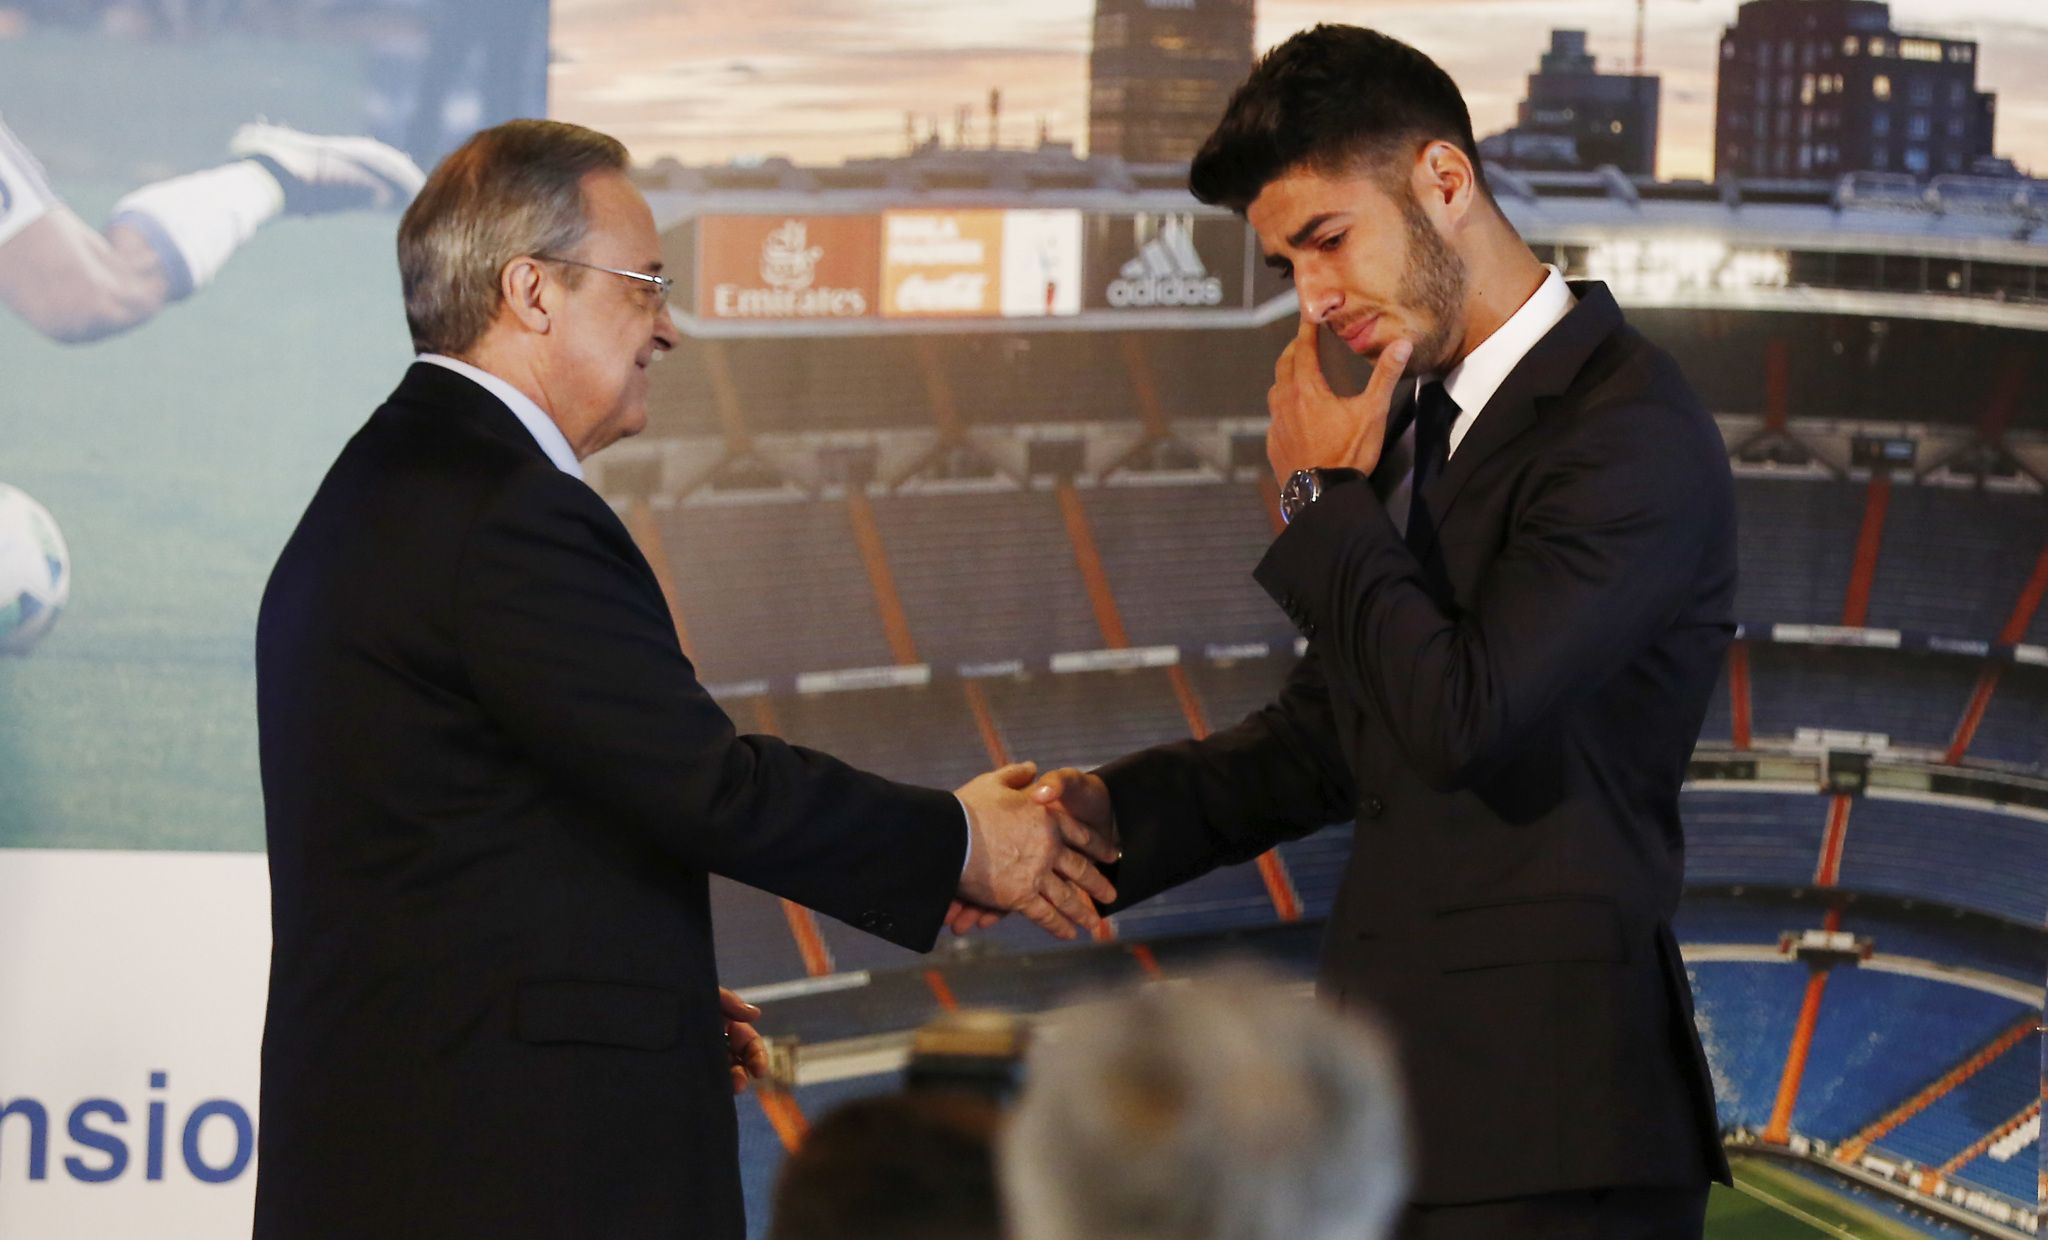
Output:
(1, 0), (2045, 1237)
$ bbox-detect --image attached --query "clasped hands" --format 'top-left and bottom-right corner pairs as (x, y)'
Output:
(946, 763), (1121, 940)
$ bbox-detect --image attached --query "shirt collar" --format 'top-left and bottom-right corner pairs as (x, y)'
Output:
(1430, 266), (1575, 457)
(416, 353), (583, 480)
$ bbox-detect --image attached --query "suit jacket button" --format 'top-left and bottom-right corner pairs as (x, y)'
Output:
(1363, 796), (1385, 819)
(1302, 622), (1317, 639)
(858, 911), (893, 933)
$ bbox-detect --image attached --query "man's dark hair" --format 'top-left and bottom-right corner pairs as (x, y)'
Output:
(765, 1092), (1004, 1240)
(1189, 24), (1486, 212)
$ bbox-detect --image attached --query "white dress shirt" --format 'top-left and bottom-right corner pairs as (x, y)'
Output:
(1436, 266), (1576, 459)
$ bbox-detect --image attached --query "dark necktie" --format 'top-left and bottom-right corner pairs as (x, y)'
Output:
(1405, 380), (1458, 556)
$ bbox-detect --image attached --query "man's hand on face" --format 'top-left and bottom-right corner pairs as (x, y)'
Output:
(1267, 318), (1414, 487)
(954, 762), (1119, 941)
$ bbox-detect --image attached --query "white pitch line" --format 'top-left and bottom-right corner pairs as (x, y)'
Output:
(1732, 1177), (1868, 1240)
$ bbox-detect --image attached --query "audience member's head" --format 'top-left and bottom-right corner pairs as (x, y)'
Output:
(766, 1090), (1006, 1240)
(1002, 965), (1410, 1240)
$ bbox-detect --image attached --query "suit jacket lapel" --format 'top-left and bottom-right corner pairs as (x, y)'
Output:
(1410, 281), (1625, 558)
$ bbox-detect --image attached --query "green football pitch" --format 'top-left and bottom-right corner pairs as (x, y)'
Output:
(1707, 1156), (1940, 1239)
(0, 29), (414, 851)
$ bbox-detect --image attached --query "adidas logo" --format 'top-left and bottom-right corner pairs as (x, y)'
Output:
(1106, 220), (1225, 308)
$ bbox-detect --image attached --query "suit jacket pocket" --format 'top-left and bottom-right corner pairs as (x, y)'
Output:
(1433, 896), (1628, 973)
(515, 979), (684, 1051)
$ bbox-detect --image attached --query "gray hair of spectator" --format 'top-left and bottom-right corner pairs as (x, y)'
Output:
(397, 119), (628, 355)
(1002, 966), (1410, 1240)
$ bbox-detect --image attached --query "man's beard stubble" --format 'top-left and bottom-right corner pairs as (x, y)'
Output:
(1395, 192), (1467, 374)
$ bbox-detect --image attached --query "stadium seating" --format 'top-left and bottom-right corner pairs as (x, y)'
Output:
(1688, 959), (1811, 1130)
(1732, 477), (1866, 627)
(1139, 322), (1289, 423)
(660, 497), (896, 683)
(1865, 486), (2048, 642)
(937, 333), (1138, 425)
(1676, 893), (2048, 983)
(724, 337), (928, 432)
(1971, 664), (2048, 770)
(1680, 791), (1830, 887)
(1674, 893), (1806, 944)
(1184, 656), (1293, 731)
(1834, 904), (2048, 983)
(1690, 961), (2033, 1139)
(645, 336), (727, 438)
(868, 488), (1104, 669)
(1079, 481), (1296, 654)
(1835, 797), (2048, 927)
(1878, 1029), (2040, 1201)
(1795, 967), (2031, 1140)
(770, 682), (987, 791)
(1628, 309), (2048, 433)
(1745, 643), (1977, 750)
(711, 876), (816, 990)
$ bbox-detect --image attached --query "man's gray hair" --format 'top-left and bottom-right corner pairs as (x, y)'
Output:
(1002, 965), (1410, 1240)
(397, 119), (629, 356)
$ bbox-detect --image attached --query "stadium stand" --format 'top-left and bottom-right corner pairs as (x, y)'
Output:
(980, 668), (1188, 773)
(1688, 960), (1811, 1131)
(711, 876), (819, 989)
(1079, 482), (1297, 655)
(644, 336), (728, 439)
(718, 337), (927, 432)
(1866, 487), (2048, 642)
(1629, 310), (2048, 433)
(1972, 665), (2048, 770)
(1834, 905), (2048, 984)
(1878, 1030), (2041, 1201)
(1676, 893), (2048, 982)
(770, 684), (987, 791)
(1793, 968), (2032, 1140)
(1745, 643), (1978, 750)
(1140, 323), (1288, 422)
(868, 489), (1103, 669)
(1732, 477), (1865, 627)
(937, 334), (1138, 425)
(1834, 797), (2048, 928)
(1681, 791), (1833, 888)
(660, 498), (895, 683)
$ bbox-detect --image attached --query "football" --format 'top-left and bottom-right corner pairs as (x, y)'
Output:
(0, 483), (71, 656)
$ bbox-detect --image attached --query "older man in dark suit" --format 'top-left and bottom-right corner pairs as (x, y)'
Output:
(253, 120), (1115, 1239)
(1023, 26), (1737, 1239)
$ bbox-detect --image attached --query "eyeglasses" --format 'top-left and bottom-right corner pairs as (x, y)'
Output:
(535, 254), (674, 310)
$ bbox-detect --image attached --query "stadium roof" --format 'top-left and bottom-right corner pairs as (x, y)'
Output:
(638, 152), (2048, 255)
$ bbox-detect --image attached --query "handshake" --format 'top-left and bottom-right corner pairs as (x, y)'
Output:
(949, 763), (1120, 941)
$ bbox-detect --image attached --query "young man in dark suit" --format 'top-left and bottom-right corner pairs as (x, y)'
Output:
(1022, 26), (1737, 1238)
(253, 120), (1116, 1239)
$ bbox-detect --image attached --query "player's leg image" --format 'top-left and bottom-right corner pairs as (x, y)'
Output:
(0, 115), (423, 344)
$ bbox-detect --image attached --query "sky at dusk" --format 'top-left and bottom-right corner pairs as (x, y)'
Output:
(550, 0), (2048, 182)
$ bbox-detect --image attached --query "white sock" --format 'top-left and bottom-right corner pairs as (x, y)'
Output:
(108, 160), (284, 300)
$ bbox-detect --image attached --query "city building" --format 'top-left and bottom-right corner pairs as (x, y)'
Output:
(1087, 0), (1255, 166)
(1714, 0), (1995, 180)
(1481, 30), (1659, 175)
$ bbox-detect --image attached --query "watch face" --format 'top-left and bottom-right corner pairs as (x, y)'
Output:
(1281, 469), (1318, 523)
